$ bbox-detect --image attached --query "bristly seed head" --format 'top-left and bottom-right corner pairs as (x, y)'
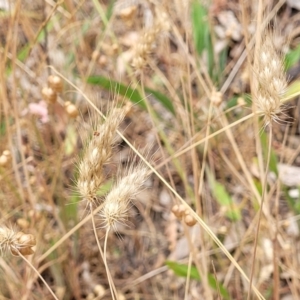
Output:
(77, 106), (126, 206)
(254, 32), (287, 126)
(100, 163), (149, 230)
(0, 227), (36, 256)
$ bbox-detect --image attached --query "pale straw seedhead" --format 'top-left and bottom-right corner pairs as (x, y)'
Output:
(0, 226), (36, 256)
(100, 161), (149, 230)
(254, 31), (287, 126)
(131, 13), (168, 71)
(76, 106), (126, 206)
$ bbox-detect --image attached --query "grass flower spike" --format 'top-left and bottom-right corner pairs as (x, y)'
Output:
(131, 16), (167, 71)
(255, 33), (287, 126)
(77, 107), (126, 206)
(101, 163), (149, 230)
(0, 227), (36, 256)
(3, 2), (300, 299)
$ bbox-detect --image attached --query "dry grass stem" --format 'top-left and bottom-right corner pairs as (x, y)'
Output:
(2, 1), (300, 299)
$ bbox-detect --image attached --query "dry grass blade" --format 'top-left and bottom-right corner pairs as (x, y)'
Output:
(2, 1), (300, 299)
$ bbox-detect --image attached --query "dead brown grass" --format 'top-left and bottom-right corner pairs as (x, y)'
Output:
(1, 0), (300, 299)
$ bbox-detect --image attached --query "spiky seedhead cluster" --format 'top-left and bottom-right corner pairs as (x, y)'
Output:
(0, 227), (36, 256)
(77, 107), (126, 205)
(131, 26), (160, 71)
(100, 164), (149, 229)
(255, 33), (287, 125)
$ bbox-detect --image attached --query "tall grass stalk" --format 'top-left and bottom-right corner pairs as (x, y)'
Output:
(247, 126), (273, 299)
(19, 252), (59, 300)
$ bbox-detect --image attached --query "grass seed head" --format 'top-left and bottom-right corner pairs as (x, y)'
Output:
(254, 32), (287, 126)
(100, 162), (149, 229)
(0, 227), (36, 256)
(132, 24), (161, 71)
(77, 106), (126, 206)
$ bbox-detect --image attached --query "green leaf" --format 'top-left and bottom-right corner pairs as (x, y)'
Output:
(145, 87), (175, 115)
(166, 261), (201, 280)
(207, 169), (241, 221)
(260, 131), (278, 176)
(66, 192), (80, 222)
(285, 80), (300, 98)
(0, 120), (6, 136)
(285, 44), (300, 71)
(97, 179), (113, 197)
(284, 185), (300, 214)
(191, 1), (214, 77)
(166, 261), (230, 299)
(106, 0), (115, 20)
(17, 21), (54, 62)
(216, 46), (228, 84)
(87, 76), (176, 114)
(214, 182), (241, 221)
(87, 76), (147, 109)
(207, 273), (230, 300)
(17, 44), (31, 63)
(191, 2), (209, 55)
(226, 94), (252, 110)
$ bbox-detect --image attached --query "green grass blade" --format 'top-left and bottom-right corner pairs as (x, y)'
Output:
(191, 1), (209, 56)
(285, 44), (300, 71)
(87, 76), (176, 114)
(144, 87), (175, 115)
(191, 1), (214, 77)
(207, 169), (241, 221)
(260, 131), (278, 176)
(166, 261), (230, 299)
(87, 75), (147, 109)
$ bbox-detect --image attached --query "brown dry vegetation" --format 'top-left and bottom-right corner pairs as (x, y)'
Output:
(1, 0), (300, 299)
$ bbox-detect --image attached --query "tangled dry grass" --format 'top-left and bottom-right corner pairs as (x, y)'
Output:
(1, 0), (300, 299)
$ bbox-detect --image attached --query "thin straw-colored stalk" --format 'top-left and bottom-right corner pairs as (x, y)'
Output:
(247, 125), (273, 300)
(18, 252), (59, 300)
(273, 126), (289, 299)
(38, 203), (104, 263)
(103, 228), (112, 296)
(90, 204), (117, 300)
